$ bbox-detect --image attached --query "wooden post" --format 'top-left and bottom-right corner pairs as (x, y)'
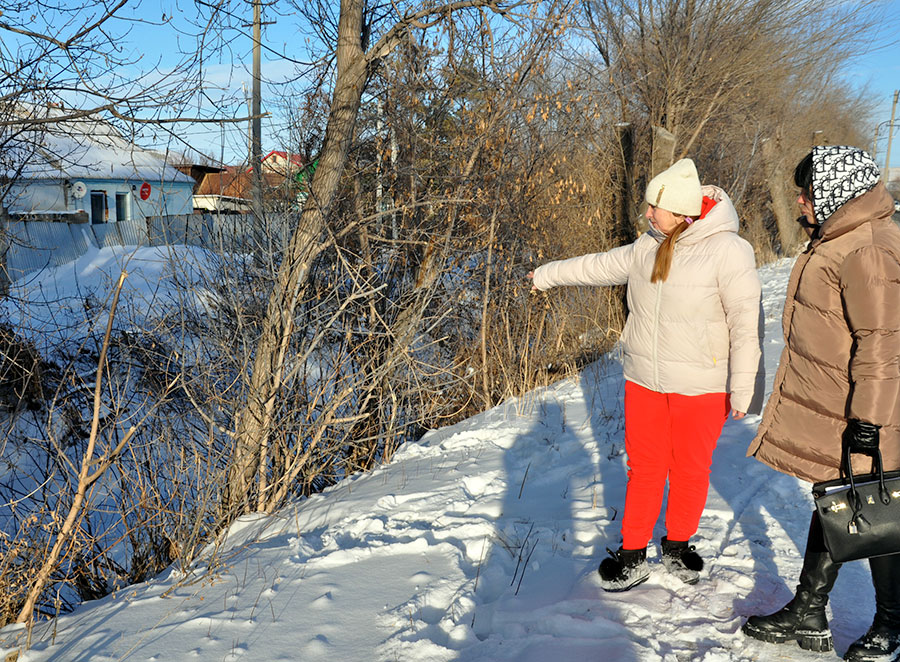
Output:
(614, 123), (635, 318)
(251, 0), (263, 225)
(637, 125), (678, 229)
(615, 123), (637, 244)
(651, 125), (676, 178)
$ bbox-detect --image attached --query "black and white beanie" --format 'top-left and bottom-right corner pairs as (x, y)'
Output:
(811, 145), (880, 224)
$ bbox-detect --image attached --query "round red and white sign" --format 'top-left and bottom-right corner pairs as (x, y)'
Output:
(139, 182), (151, 200)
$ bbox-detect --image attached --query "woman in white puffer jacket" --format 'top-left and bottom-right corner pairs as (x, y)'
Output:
(529, 158), (763, 592)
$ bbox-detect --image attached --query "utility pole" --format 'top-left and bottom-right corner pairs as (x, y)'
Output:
(243, 82), (252, 165)
(884, 90), (899, 176)
(242, 1), (274, 221)
(251, 0), (263, 222)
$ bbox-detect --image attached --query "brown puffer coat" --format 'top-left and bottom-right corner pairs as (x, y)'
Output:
(747, 183), (900, 482)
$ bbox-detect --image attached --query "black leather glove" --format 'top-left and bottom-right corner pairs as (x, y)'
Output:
(844, 419), (880, 455)
(796, 215), (818, 231)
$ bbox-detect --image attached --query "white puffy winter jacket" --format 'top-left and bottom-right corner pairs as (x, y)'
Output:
(532, 185), (763, 414)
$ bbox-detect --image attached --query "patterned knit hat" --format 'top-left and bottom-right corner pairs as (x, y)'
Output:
(810, 145), (880, 224)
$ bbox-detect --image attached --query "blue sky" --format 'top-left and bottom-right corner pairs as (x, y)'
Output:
(9, 0), (900, 170)
(151, 0), (900, 170)
(113, 0), (306, 164)
(843, 0), (900, 171)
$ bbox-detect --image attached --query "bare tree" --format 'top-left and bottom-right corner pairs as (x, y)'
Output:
(582, 0), (882, 250)
(227, 0), (557, 514)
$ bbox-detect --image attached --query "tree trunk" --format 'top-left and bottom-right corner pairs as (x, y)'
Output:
(762, 134), (801, 254)
(229, 0), (368, 514)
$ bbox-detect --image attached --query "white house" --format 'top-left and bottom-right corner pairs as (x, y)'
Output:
(259, 150), (304, 176)
(4, 108), (194, 224)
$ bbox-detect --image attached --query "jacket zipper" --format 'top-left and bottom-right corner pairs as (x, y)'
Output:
(653, 281), (662, 390)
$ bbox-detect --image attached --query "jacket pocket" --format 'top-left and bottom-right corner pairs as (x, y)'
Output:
(705, 322), (729, 366)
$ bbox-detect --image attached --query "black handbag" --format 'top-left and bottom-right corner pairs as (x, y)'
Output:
(812, 447), (900, 563)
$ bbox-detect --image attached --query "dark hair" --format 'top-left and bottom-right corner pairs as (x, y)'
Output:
(794, 152), (813, 194)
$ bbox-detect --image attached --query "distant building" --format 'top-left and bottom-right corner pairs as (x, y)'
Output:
(172, 163), (248, 213)
(186, 165), (288, 213)
(187, 158), (304, 213)
(4, 107), (195, 224)
(174, 149), (311, 213)
(257, 150), (304, 176)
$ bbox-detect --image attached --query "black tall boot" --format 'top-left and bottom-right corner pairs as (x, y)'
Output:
(844, 552), (900, 662)
(742, 512), (841, 652)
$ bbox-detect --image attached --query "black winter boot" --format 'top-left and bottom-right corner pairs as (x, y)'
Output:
(844, 553), (900, 662)
(598, 547), (650, 592)
(742, 512), (840, 652)
(660, 537), (704, 585)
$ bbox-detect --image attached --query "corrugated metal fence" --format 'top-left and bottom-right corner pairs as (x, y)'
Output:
(1, 213), (295, 283)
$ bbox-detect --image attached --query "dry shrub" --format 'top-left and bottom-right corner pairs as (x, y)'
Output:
(447, 100), (634, 415)
(0, 324), (45, 413)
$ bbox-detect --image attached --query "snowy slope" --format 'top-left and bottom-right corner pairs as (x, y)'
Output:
(0, 255), (879, 661)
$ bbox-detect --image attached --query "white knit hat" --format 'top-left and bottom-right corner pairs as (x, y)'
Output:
(644, 158), (703, 216)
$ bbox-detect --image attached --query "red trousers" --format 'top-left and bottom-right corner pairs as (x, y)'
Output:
(621, 381), (730, 550)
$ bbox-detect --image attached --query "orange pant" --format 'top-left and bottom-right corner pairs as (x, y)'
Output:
(621, 381), (730, 550)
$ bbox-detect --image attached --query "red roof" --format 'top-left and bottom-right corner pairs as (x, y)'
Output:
(263, 150), (304, 166)
(242, 150), (305, 174)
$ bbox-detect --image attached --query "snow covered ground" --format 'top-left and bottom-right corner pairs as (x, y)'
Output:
(0, 252), (880, 661)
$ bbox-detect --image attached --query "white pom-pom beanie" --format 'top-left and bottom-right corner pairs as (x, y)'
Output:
(644, 158), (703, 217)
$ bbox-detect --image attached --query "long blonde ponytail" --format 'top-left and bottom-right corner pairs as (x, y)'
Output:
(651, 220), (691, 283)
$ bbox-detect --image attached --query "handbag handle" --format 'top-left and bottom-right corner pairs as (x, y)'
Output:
(843, 445), (892, 510)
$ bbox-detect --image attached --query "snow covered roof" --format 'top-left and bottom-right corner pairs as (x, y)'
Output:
(7, 106), (193, 184)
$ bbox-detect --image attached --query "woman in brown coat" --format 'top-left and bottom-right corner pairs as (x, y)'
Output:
(743, 146), (900, 662)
